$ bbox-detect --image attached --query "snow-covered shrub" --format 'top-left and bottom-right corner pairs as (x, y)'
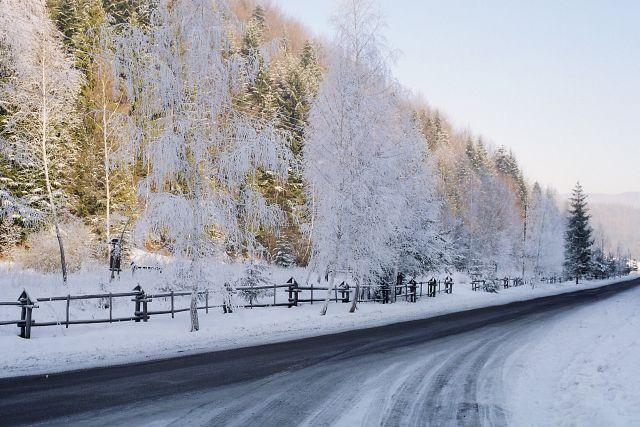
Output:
(235, 261), (273, 303)
(273, 236), (296, 268)
(12, 220), (99, 273)
(483, 278), (501, 293)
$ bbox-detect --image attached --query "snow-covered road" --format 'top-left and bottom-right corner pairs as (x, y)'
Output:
(2, 278), (639, 426)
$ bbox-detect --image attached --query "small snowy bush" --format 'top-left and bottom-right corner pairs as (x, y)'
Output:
(235, 261), (273, 303)
(12, 220), (99, 273)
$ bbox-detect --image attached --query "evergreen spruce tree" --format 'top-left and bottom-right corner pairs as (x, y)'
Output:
(467, 137), (490, 173)
(426, 112), (448, 151)
(564, 182), (593, 283)
(494, 146), (527, 210)
(239, 6), (276, 120)
(50, 0), (107, 70)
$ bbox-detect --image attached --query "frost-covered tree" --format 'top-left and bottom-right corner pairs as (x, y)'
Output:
(116, 0), (290, 331)
(236, 260), (272, 304)
(305, 0), (443, 314)
(0, 0), (82, 284)
(524, 184), (565, 279)
(564, 182), (593, 283)
(388, 112), (449, 277)
(87, 26), (132, 251)
(463, 173), (522, 276)
(494, 146), (527, 210)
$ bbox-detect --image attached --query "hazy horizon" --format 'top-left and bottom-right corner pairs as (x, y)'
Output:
(271, 0), (640, 195)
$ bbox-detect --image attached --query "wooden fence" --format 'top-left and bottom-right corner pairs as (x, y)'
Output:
(284, 276), (454, 306)
(0, 276), (455, 339)
(470, 275), (565, 292)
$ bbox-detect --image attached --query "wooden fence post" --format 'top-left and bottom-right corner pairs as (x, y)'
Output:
(310, 281), (314, 305)
(133, 285), (143, 322)
(408, 279), (417, 302)
(24, 305), (32, 339)
(109, 293), (113, 323)
(444, 276), (453, 294)
(65, 294), (70, 328)
(142, 294), (149, 322)
(18, 290), (35, 339)
(340, 282), (350, 303)
(287, 277), (298, 307)
(428, 278), (437, 297)
(171, 291), (174, 318)
(206, 290), (209, 314)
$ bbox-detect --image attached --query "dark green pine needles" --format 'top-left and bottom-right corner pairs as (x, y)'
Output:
(564, 183), (594, 283)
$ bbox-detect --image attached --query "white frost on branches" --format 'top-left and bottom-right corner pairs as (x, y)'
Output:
(525, 184), (565, 278)
(463, 173), (522, 276)
(305, 0), (444, 314)
(116, 0), (290, 331)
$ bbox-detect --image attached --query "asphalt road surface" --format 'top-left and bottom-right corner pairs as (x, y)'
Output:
(1, 278), (639, 426)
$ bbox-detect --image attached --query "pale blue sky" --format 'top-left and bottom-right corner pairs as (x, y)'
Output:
(271, 0), (639, 194)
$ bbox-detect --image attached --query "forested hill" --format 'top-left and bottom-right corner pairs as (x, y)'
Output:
(0, 0), (572, 279)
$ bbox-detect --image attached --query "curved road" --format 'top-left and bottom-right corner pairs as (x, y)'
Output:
(1, 278), (638, 426)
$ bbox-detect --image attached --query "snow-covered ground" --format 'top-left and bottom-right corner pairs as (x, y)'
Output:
(505, 283), (640, 426)
(1, 258), (636, 379)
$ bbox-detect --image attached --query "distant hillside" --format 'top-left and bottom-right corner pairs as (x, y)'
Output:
(589, 192), (640, 209)
(586, 193), (640, 259)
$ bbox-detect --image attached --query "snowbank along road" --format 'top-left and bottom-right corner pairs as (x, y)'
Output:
(1, 278), (639, 426)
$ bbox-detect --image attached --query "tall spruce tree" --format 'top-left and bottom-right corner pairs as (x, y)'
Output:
(564, 182), (593, 283)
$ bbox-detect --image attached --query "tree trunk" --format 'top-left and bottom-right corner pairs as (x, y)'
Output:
(349, 281), (359, 313)
(190, 286), (199, 332)
(189, 253), (200, 332)
(102, 81), (111, 257)
(320, 271), (335, 316)
(40, 56), (67, 284)
(53, 221), (67, 284)
(189, 165), (205, 332)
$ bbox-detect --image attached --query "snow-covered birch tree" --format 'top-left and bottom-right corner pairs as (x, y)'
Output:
(0, 0), (82, 284)
(525, 184), (565, 279)
(391, 113), (450, 277)
(116, 0), (290, 331)
(463, 173), (522, 276)
(87, 25), (129, 253)
(305, 0), (443, 314)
